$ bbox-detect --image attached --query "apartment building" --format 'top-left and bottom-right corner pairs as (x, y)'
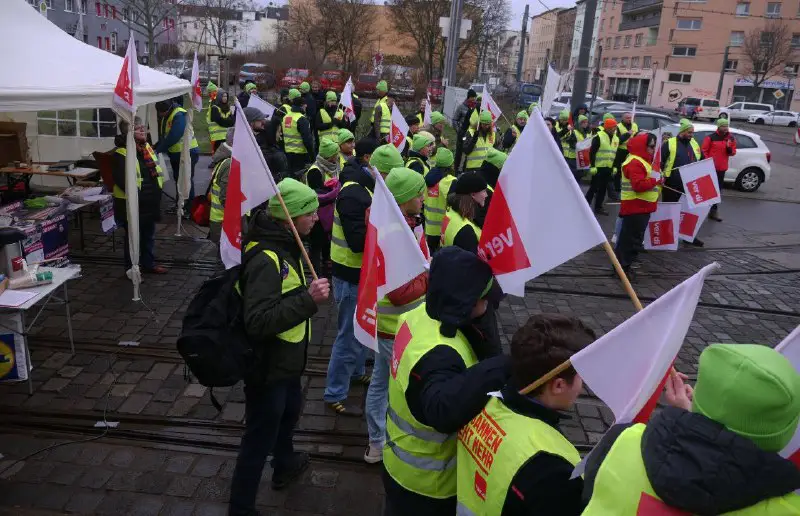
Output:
(476, 30), (523, 86)
(524, 8), (561, 82)
(179, 4), (287, 55)
(570, 0), (606, 79)
(596, 0), (800, 110)
(552, 7), (577, 73)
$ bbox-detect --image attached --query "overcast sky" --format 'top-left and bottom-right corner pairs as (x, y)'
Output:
(509, 0), (578, 30)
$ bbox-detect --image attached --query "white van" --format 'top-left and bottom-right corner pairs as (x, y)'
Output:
(719, 102), (774, 121)
(677, 97), (721, 120)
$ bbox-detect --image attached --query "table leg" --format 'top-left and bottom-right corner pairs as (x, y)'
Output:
(63, 283), (74, 355)
(78, 210), (86, 251)
(21, 311), (32, 395)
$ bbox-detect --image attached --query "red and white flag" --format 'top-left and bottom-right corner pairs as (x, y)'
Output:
(651, 129), (664, 174)
(112, 31), (140, 114)
(777, 326), (800, 467)
(248, 94), (276, 119)
(680, 158), (721, 209)
(423, 92), (433, 126)
(644, 202), (681, 251)
(575, 137), (593, 170)
(340, 77), (357, 123)
(478, 108), (606, 296)
(414, 225), (431, 261)
(354, 173), (429, 351)
(678, 194), (710, 242)
(220, 100), (279, 269)
(190, 51), (202, 112)
(480, 89), (502, 124)
(390, 104), (409, 152)
(572, 262), (718, 426)
(794, 127), (800, 145)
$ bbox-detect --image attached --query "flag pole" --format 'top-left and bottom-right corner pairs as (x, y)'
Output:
(602, 240), (644, 311)
(273, 191), (320, 282)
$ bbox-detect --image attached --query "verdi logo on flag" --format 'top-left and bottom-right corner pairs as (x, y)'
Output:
(480, 89), (502, 124)
(679, 158), (721, 209)
(354, 222), (385, 346)
(644, 202), (680, 251)
(686, 175), (717, 205)
(390, 104), (409, 152)
(190, 51), (202, 111)
(341, 77), (357, 123)
(575, 137), (593, 170)
(113, 32), (139, 113)
(478, 186), (530, 274)
(678, 195), (710, 242)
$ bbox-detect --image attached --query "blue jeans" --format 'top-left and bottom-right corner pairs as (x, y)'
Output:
(324, 277), (369, 403)
(168, 150), (199, 201)
(365, 337), (393, 445)
(122, 220), (156, 270)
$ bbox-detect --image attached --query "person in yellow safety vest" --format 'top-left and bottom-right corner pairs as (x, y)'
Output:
(316, 91), (342, 144)
(462, 111), (495, 173)
(305, 137), (342, 278)
(207, 90), (234, 154)
(583, 343), (800, 515)
(206, 81), (218, 103)
(586, 117), (620, 216)
(428, 111), (450, 148)
(364, 166), (429, 464)
(283, 88), (314, 175)
(660, 118), (705, 247)
(469, 94), (483, 129)
(441, 172), (489, 252)
(336, 128), (356, 170)
(406, 131), (435, 175)
(228, 179), (330, 513)
(403, 113), (421, 158)
(555, 109), (575, 168)
(325, 144), (405, 417)
(383, 246), (509, 515)
(371, 80), (392, 141)
(111, 117), (167, 275)
(415, 98), (428, 126)
(565, 114), (590, 182)
(237, 81), (258, 109)
(154, 99), (199, 213)
(457, 314), (597, 516)
(423, 147), (456, 253)
(208, 127), (235, 247)
(478, 147), (507, 190)
(501, 110), (527, 152)
(610, 111), (639, 199)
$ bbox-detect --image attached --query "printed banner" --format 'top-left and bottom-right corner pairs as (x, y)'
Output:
(41, 214), (69, 264)
(100, 195), (117, 234)
(0, 313), (28, 382)
(644, 202), (681, 251)
(680, 158), (721, 209)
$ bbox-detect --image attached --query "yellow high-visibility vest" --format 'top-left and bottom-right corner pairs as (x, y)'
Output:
(112, 145), (164, 199)
(160, 107), (199, 154)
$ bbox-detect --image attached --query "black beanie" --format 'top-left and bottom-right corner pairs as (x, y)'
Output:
(467, 89), (477, 99)
(453, 172), (488, 195)
(355, 138), (379, 158)
(405, 114), (420, 126)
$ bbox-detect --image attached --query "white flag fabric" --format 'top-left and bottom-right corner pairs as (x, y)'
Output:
(390, 104), (409, 152)
(651, 129), (663, 176)
(220, 99), (279, 269)
(540, 65), (561, 116)
(478, 108), (606, 296)
(190, 51), (202, 112)
(354, 173), (428, 351)
(575, 137), (593, 170)
(480, 89), (502, 124)
(644, 202), (681, 251)
(112, 32), (140, 114)
(340, 77), (357, 123)
(776, 326), (800, 466)
(631, 101), (637, 123)
(680, 158), (721, 209)
(74, 11), (84, 41)
(678, 194), (710, 242)
(572, 262), (718, 425)
(248, 94), (276, 119)
(424, 92), (432, 126)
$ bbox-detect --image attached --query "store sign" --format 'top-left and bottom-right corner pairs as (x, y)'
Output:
(609, 70), (650, 79)
(735, 78), (795, 90)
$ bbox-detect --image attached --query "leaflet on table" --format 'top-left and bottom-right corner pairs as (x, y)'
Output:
(99, 195), (116, 233)
(0, 313), (29, 382)
(18, 214), (70, 267)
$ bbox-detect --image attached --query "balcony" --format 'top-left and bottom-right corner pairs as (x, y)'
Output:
(622, 0), (663, 15)
(619, 14), (661, 30)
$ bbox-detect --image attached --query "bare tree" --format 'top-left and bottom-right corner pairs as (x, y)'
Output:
(185, 0), (255, 55)
(116, 0), (180, 65)
(324, 0), (377, 73)
(742, 20), (796, 96)
(280, 0), (338, 68)
(387, 0), (450, 82)
(469, 0), (511, 79)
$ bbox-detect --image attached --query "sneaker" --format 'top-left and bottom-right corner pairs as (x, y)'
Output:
(351, 374), (372, 386)
(327, 401), (363, 417)
(271, 452), (309, 490)
(364, 444), (383, 464)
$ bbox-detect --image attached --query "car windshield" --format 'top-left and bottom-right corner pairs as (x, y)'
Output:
(242, 64), (264, 73)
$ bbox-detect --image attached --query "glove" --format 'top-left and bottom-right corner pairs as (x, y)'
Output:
(590, 167), (598, 176)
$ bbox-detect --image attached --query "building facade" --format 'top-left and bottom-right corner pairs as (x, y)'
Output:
(524, 8), (562, 83)
(179, 5), (287, 55)
(477, 30), (523, 86)
(552, 7), (576, 73)
(596, 0), (800, 109)
(571, 0), (605, 79)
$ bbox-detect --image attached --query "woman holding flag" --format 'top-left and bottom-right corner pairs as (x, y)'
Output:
(441, 172), (489, 253)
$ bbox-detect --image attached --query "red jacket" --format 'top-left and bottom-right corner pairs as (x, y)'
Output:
(620, 133), (661, 216)
(701, 130), (736, 172)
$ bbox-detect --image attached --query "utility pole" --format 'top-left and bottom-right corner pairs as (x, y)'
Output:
(588, 45), (603, 116)
(444, 0), (464, 86)
(516, 4), (529, 82)
(716, 45), (730, 101)
(570, 0), (598, 115)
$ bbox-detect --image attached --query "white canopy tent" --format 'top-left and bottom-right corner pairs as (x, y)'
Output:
(1, 0), (192, 301)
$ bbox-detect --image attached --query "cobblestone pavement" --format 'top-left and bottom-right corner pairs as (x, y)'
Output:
(1, 205), (800, 515)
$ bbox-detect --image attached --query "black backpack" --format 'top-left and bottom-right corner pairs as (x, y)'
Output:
(177, 244), (265, 409)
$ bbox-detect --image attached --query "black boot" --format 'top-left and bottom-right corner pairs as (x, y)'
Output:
(271, 451), (310, 490)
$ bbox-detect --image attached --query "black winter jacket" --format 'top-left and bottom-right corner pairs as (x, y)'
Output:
(583, 407), (800, 515)
(331, 157), (374, 284)
(240, 211), (318, 383)
(111, 135), (163, 226)
(406, 150), (428, 174)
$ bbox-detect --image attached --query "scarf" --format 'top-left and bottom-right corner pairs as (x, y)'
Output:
(138, 142), (160, 180)
(315, 155), (340, 180)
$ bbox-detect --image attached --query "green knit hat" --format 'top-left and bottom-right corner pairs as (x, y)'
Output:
(369, 144), (404, 174)
(244, 83), (257, 93)
(693, 344), (800, 452)
(268, 178), (319, 220)
(434, 147), (454, 168)
(386, 167), (426, 204)
(578, 115), (588, 123)
(679, 118), (694, 133)
(431, 111), (446, 125)
(337, 128), (355, 144)
(558, 109), (569, 120)
(206, 81), (218, 92)
(376, 80), (389, 93)
(516, 110), (529, 120)
(486, 148), (507, 169)
(411, 131), (435, 152)
(288, 88), (301, 100)
(480, 110), (493, 124)
(299, 81), (310, 93)
(319, 137), (339, 159)
(325, 91), (337, 102)
(716, 117), (730, 127)
(603, 113), (616, 121)
(528, 102), (538, 114)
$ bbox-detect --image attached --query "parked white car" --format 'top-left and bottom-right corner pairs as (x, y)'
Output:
(719, 102), (774, 121)
(748, 110), (799, 127)
(661, 122), (771, 192)
(550, 93), (605, 116)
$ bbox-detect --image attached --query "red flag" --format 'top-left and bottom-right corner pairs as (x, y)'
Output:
(678, 195), (710, 242)
(680, 159), (721, 209)
(112, 31), (139, 114)
(644, 202), (681, 251)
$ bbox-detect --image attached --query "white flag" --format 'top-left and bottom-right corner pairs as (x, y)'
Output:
(631, 101), (637, 123)
(478, 108), (606, 296)
(220, 99), (279, 269)
(424, 91), (432, 126)
(112, 32), (140, 114)
(480, 89), (502, 124)
(248, 94), (276, 120)
(190, 51), (202, 112)
(74, 11), (84, 41)
(340, 77), (357, 123)
(390, 104), (409, 152)
(540, 65), (561, 116)
(776, 326), (800, 466)
(678, 194), (710, 242)
(353, 173), (429, 351)
(643, 202), (681, 251)
(680, 158), (721, 209)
